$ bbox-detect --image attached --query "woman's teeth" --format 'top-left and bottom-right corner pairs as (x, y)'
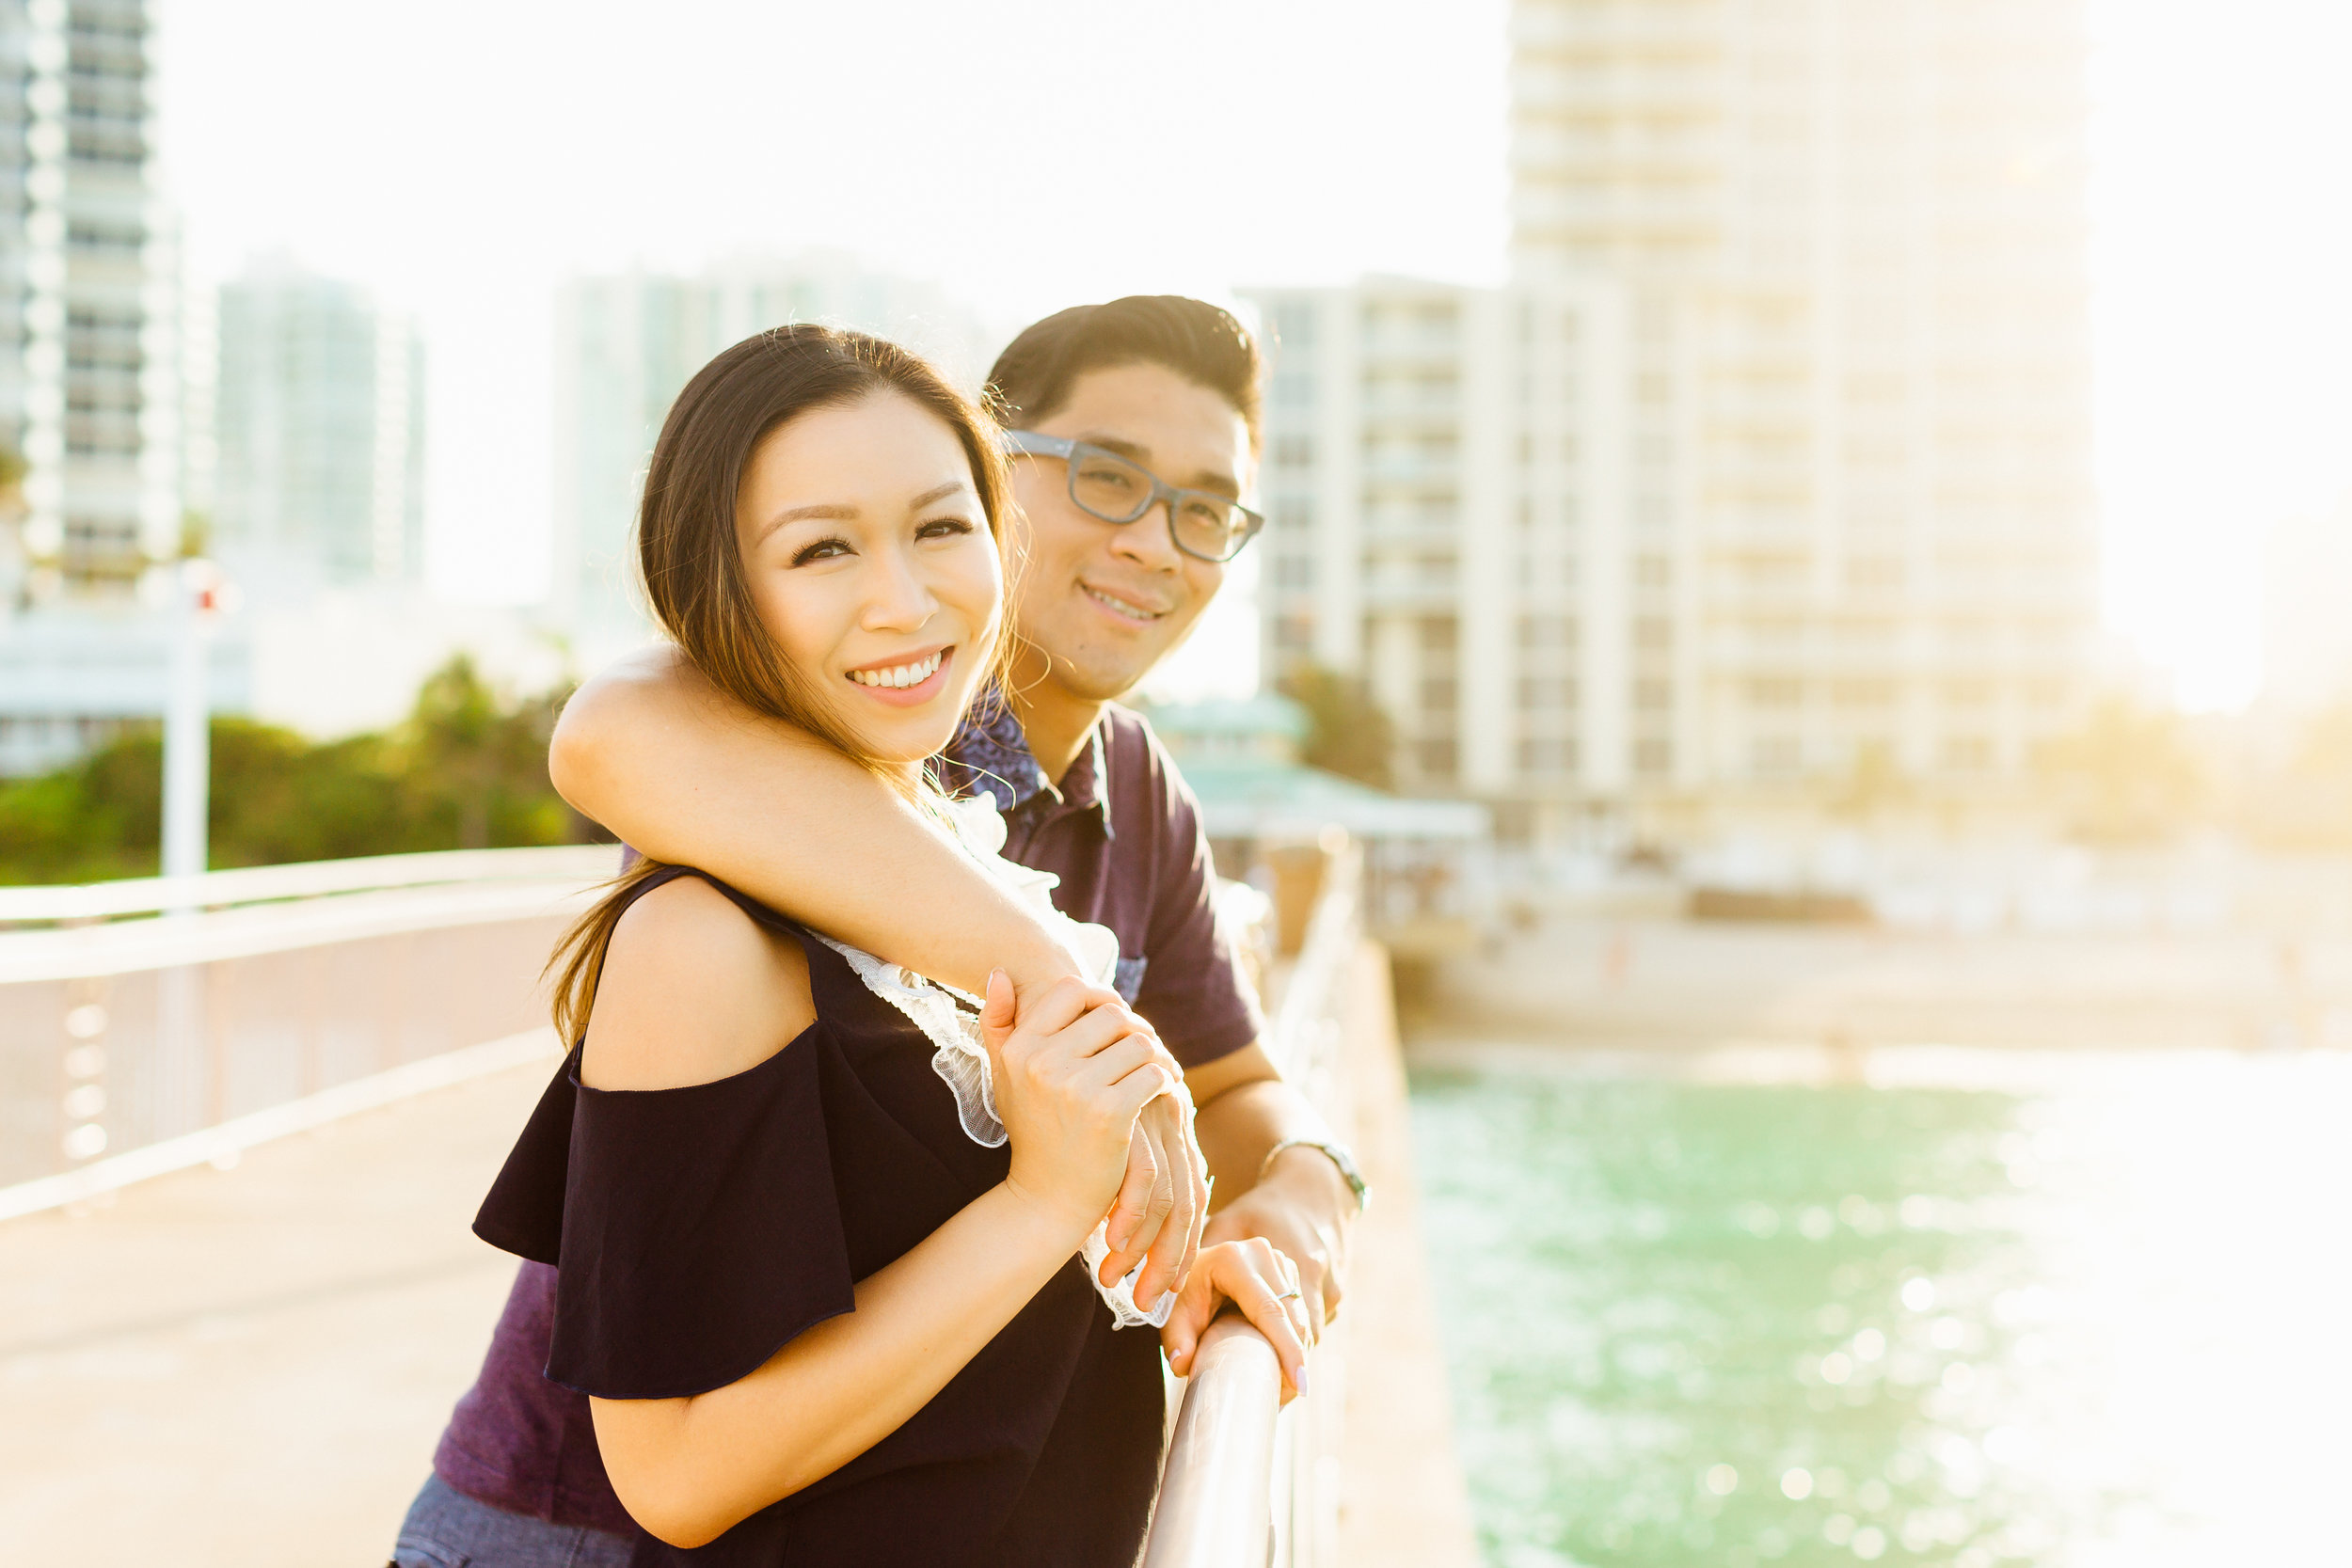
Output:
(848, 650), (944, 689)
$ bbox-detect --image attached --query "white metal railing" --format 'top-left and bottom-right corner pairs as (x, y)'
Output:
(5, 837), (1368, 1559)
(0, 844), (617, 926)
(0, 846), (615, 1199)
(1143, 844), (1359, 1568)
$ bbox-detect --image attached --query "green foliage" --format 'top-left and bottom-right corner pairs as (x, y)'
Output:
(400, 655), (579, 850)
(0, 655), (597, 885)
(2033, 696), (2211, 844)
(1279, 664), (1395, 790)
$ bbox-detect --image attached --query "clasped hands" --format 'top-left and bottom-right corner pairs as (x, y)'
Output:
(979, 974), (1312, 1402)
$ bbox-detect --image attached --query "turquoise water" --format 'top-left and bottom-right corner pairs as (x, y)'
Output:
(1408, 1059), (2352, 1568)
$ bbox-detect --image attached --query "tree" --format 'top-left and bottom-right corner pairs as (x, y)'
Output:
(1278, 664), (1395, 790)
(2033, 696), (2211, 844)
(399, 655), (579, 851)
(0, 656), (596, 884)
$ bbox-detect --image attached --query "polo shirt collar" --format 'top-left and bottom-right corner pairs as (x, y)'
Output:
(940, 694), (1115, 837)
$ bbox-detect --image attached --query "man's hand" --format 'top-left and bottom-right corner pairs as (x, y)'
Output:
(1200, 1145), (1355, 1330)
(1096, 1090), (1207, 1306)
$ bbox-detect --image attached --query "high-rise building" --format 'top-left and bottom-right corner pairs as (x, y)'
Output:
(0, 0), (176, 607)
(1260, 3), (2100, 818)
(1507, 0), (2100, 799)
(0, 0), (206, 778)
(1248, 277), (1654, 804)
(204, 264), (425, 601)
(550, 254), (993, 655)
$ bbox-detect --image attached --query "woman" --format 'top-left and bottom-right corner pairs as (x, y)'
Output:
(472, 325), (1310, 1565)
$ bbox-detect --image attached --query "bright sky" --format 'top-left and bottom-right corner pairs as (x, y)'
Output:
(153, 0), (2352, 710)
(2086, 0), (2352, 709)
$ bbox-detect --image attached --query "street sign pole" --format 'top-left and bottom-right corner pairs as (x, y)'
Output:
(161, 558), (212, 888)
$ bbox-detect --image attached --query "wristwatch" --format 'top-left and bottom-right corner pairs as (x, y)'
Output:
(1258, 1136), (1369, 1212)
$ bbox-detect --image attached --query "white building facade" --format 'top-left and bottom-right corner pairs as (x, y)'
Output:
(1248, 277), (1659, 807)
(551, 256), (993, 657)
(1256, 2), (2101, 821)
(1509, 0), (2101, 801)
(0, 0), (176, 607)
(202, 265), (424, 603)
(0, 0), (199, 777)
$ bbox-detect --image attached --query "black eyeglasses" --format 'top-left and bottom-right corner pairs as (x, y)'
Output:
(1002, 431), (1264, 563)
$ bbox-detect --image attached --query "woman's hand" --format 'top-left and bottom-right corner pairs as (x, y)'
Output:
(1098, 1086), (1209, 1305)
(1159, 1239), (1313, 1405)
(980, 972), (1182, 1239)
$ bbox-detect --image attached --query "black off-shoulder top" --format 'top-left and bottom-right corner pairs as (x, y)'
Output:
(472, 867), (1166, 1568)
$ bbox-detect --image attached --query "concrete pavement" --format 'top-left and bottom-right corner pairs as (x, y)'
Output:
(0, 1047), (558, 1566)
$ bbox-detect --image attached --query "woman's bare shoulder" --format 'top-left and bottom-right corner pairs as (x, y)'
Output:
(581, 875), (816, 1092)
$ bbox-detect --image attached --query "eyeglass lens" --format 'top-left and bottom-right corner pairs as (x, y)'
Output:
(1068, 450), (1249, 561)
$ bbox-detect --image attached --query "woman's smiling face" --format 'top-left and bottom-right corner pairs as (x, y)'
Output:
(734, 390), (1003, 771)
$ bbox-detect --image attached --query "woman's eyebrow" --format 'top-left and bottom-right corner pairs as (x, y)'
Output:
(753, 501), (856, 546)
(906, 479), (972, 510)
(755, 481), (974, 545)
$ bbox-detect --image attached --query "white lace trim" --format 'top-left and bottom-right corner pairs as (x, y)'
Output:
(817, 794), (1175, 1330)
(1082, 1222), (1179, 1329)
(811, 937), (1005, 1146)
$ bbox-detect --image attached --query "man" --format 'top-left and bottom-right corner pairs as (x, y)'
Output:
(393, 297), (1364, 1566)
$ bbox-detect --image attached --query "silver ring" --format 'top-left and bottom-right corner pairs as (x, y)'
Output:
(1276, 1288), (1303, 1301)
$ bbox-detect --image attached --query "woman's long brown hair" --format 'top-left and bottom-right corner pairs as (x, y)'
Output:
(545, 325), (1019, 1045)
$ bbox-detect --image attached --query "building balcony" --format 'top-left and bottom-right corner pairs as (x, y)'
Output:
(1360, 516), (1461, 550)
(1359, 388), (1461, 422)
(1360, 572), (1459, 609)
(1359, 335), (1463, 368)
(1360, 455), (1463, 486)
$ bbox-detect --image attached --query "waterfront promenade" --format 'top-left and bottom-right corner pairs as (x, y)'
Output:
(0, 1043), (551, 1561)
(0, 942), (1477, 1566)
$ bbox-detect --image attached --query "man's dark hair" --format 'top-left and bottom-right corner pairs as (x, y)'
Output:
(984, 295), (1263, 451)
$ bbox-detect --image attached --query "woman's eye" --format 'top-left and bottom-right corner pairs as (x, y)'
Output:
(790, 537), (853, 566)
(917, 517), (977, 541)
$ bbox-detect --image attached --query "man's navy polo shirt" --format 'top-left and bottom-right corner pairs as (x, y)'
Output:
(431, 704), (1263, 1532)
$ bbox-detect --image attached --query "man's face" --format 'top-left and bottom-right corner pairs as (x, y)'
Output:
(1008, 361), (1255, 704)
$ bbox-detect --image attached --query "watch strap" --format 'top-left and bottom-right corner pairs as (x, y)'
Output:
(1258, 1135), (1369, 1212)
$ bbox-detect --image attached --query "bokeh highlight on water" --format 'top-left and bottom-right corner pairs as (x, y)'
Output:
(1409, 1055), (2352, 1568)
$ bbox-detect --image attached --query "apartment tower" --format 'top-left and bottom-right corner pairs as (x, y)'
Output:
(551, 255), (992, 658)
(206, 265), (425, 602)
(1259, 0), (2096, 817)
(1512, 0), (2098, 800)
(1249, 277), (1649, 804)
(0, 0), (173, 607)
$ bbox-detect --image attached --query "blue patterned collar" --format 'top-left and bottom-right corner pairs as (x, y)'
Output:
(937, 693), (1111, 834)
(938, 697), (1044, 811)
